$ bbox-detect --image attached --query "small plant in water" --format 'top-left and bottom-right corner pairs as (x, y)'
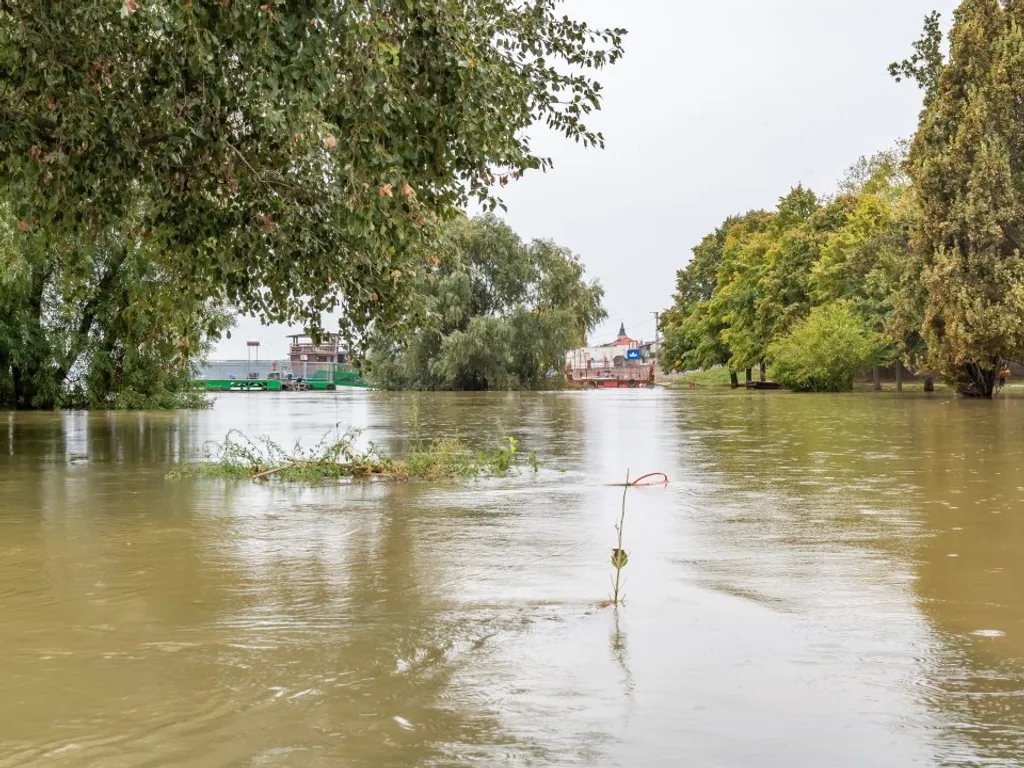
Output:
(611, 469), (631, 606)
(528, 451), (540, 473)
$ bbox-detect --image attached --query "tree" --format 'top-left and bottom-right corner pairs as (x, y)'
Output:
(768, 301), (886, 393)
(0, 1), (625, 338)
(889, 11), (946, 105)
(903, 0), (1024, 397)
(660, 212), (768, 383)
(716, 187), (821, 374)
(367, 214), (605, 390)
(0, 205), (231, 409)
(811, 150), (921, 370)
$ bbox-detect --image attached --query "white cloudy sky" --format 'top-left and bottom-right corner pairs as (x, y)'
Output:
(216, 0), (956, 359)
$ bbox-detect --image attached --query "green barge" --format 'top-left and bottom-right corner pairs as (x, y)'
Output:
(201, 370), (370, 392)
(199, 333), (370, 392)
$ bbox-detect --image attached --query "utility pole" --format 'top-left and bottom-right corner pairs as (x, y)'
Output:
(651, 311), (660, 360)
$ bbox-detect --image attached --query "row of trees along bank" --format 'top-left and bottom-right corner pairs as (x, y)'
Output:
(662, 3), (1024, 398)
(0, 1), (624, 408)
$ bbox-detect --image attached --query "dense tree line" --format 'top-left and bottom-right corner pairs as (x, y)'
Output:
(366, 214), (605, 390)
(663, 2), (1024, 398)
(0, 1), (623, 408)
(661, 155), (917, 392)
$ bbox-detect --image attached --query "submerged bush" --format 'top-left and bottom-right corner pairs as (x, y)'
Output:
(172, 429), (520, 483)
(768, 302), (885, 392)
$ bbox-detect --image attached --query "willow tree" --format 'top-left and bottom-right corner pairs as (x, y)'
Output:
(367, 214), (605, 390)
(902, 2), (1024, 396)
(0, 1), (625, 337)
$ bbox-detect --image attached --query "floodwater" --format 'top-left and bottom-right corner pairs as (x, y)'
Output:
(1, 390), (1023, 767)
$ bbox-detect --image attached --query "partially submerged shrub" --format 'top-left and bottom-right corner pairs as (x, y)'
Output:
(769, 301), (886, 392)
(174, 429), (520, 483)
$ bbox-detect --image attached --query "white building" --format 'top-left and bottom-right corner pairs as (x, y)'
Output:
(566, 323), (642, 370)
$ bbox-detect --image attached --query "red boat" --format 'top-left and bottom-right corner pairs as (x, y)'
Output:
(565, 362), (656, 389)
(565, 322), (657, 388)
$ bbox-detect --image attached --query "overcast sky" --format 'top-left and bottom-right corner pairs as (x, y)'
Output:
(216, 0), (956, 360)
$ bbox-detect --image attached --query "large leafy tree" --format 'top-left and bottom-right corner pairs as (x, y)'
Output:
(661, 158), (928, 390)
(811, 151), (923, 369)
(367, 214), (605, 390)
(902, 1), (1024, 396)
(715, 186), (821, 373)
(660, 212), (768, 383)
(0, 0), (625, 336)
(0, 211), (231, 409)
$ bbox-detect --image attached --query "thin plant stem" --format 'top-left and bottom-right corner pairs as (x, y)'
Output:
(612, 468), (630, 605)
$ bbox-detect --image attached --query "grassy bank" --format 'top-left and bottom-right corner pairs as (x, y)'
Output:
(665, 367), (736, 389)
(168, 429), (523, 483)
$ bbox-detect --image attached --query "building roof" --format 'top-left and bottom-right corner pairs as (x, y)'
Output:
(596, 322), (638, 347)
(287, 333), (342, 343)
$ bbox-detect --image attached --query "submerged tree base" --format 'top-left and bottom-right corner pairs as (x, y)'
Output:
(168, 429), (520, 483)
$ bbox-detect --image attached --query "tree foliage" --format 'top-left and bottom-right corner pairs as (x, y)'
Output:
(0, 205), (231, 409)
(367, 214), (605, 390)
(904, 0), (1024, 397)
(0, 0), (625, 337)
(661, 153), (916, 387)
(768, 301), (886, 393)
(888, 11), (946, 104)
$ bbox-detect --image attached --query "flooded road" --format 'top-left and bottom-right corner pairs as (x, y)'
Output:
(1, 390), (1023, 766)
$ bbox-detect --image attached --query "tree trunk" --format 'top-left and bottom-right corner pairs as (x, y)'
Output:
(745, 368), (753, 385)
(957, 362), (997, 398)
(923, 375), (935, 393)
(895, 361), (903, 393)
(729, 371), (739, 389)
(758, 361), (766, 382)
(872, 366), (882, 391)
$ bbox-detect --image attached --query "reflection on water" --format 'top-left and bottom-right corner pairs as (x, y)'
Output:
(1, 391), (1023, 766)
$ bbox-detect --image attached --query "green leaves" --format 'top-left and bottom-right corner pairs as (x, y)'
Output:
(768, 301), (886, 393)
(662, 153), (915, 384)
(0, 206), (232, 409)
(906, 1), (1024, 395)
(0, 0), (625, 337)
(889, 11), (945, 104)
(366, 214), (606, 391)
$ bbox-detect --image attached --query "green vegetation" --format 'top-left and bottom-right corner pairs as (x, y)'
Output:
(0, 1), (623, 342)
(667, 367), (736, 389)
(0, 2), (624, 409)
(904, 2), (1024, 397)
(769, 302), (886, 393)
(609, 470), (631, 607)
(366, 215), (606, 390)
(171, 428), (522, 483)
(662, 1), (1024, 399)
(0, 214), (231, 409)
(661, 156), (915, 394)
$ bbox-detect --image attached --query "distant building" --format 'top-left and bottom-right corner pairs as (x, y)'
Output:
(567, 322), (642, 369)
(287, 333), (351, 365)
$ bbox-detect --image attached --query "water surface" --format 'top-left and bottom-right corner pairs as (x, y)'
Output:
(1, 390), (1022, 766)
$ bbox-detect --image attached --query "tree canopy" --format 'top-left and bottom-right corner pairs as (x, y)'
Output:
(0, 0), (625, 336)
(0, 208), (231, 408)
(905, 1), (1024, 396)
(769, 301), (886, 393)
(660, 153), (916, 387)
(367, 214), (605, 390)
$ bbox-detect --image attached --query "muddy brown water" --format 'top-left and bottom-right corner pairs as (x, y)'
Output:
(1, 390), (1023, 767)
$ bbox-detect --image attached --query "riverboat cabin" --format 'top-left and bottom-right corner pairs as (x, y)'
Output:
(565, 323), (656, 388)
(287, 334), (351, 365)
